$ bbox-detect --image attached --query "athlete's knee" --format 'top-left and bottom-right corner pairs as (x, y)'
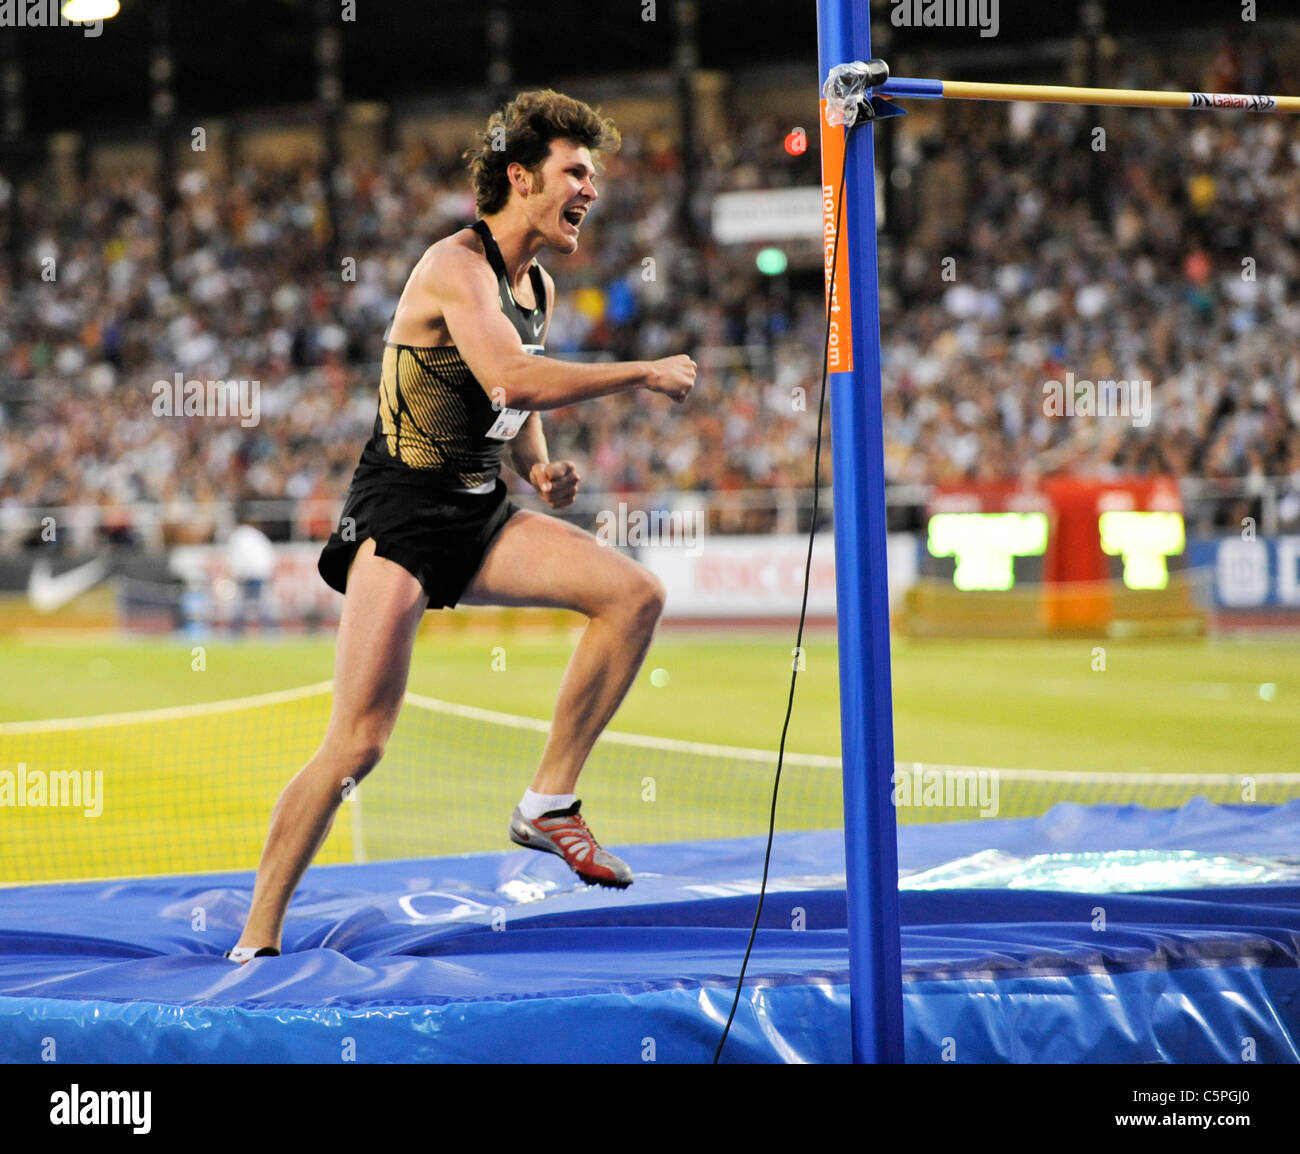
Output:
(342, 733), (387, 779)
(288, 744), (380, 817)
(319, 720), (391, 781)
(625, 571), (667, 628)
(583, 565), (665, 626)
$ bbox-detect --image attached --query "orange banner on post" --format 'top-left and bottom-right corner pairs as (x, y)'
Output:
(818, 99), (853, 373)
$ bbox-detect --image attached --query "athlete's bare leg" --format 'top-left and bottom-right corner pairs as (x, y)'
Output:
(233, 539), (427, 952)
(234, 513), (657, 949)
(460, 510), (666, 794)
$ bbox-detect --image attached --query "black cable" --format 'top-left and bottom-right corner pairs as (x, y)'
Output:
(712, 113), (858, 1064)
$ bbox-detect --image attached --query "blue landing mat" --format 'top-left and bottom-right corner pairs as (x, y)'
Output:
(1, 800), (1297, 1062)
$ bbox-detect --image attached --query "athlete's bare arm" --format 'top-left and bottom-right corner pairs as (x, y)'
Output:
(393, 233), (695, 411)
(500, 270), (581, 510)
(508, 269), (554, 481)
(511, 409), (581, 512)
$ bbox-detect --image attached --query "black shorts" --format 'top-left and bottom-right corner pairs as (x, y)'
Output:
(317, 476), (520, 610)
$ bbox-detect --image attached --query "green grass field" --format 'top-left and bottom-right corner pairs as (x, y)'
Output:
(2, 629), (1298, 881)
(4, 630), (1298, 770)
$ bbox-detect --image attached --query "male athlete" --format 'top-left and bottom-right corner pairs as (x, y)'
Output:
(226, 91), (695, 963)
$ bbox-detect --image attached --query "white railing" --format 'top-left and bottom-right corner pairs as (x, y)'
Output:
(1, 477), (1291, 555)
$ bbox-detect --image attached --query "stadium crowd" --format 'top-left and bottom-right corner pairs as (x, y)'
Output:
(2, 40), (1299, 543)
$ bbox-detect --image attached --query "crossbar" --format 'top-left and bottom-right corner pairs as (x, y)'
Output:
(880, 76), (1300, 113)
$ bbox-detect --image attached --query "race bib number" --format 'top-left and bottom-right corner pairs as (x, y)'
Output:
(484, 342), (543, 442)
(485, 406), (529, 441)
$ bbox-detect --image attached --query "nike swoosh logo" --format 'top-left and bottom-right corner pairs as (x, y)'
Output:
(28, 556), (112, 612)
(532, 322), (543, 337)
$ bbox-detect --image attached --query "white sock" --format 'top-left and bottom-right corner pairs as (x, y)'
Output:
(519, 790), (576, 820)
(225, 945), (278, 963)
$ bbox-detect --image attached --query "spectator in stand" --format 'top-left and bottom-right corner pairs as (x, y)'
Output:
(2, 42), (1299, 543)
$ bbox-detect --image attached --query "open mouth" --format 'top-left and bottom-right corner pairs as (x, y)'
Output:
(562, 207), (586, 229)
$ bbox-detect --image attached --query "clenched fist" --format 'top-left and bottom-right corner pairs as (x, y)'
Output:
(643, 354), (697, 403)
(529, 460), (581, 510)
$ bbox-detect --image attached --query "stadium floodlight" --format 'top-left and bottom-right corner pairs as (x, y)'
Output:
(61, 0), (121, 21)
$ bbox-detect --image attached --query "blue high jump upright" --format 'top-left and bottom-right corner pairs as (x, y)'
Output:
(816, 2), (905, 1062)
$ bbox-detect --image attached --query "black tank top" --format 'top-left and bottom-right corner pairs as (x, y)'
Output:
(354, 219), (546, 492)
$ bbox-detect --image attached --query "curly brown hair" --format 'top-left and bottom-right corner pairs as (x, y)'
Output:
(465, 90), (621, 215)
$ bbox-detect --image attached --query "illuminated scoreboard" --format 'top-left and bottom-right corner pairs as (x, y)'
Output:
(912, 478), (1196, 634)
(927, 512), (1049, 591)
(926, 508), (1186, 592)
(1097, 511), (1186, 590)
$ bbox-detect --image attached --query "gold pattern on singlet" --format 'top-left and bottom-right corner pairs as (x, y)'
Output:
(377, 346), (403, 458)
(375, 343), (491, 483)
